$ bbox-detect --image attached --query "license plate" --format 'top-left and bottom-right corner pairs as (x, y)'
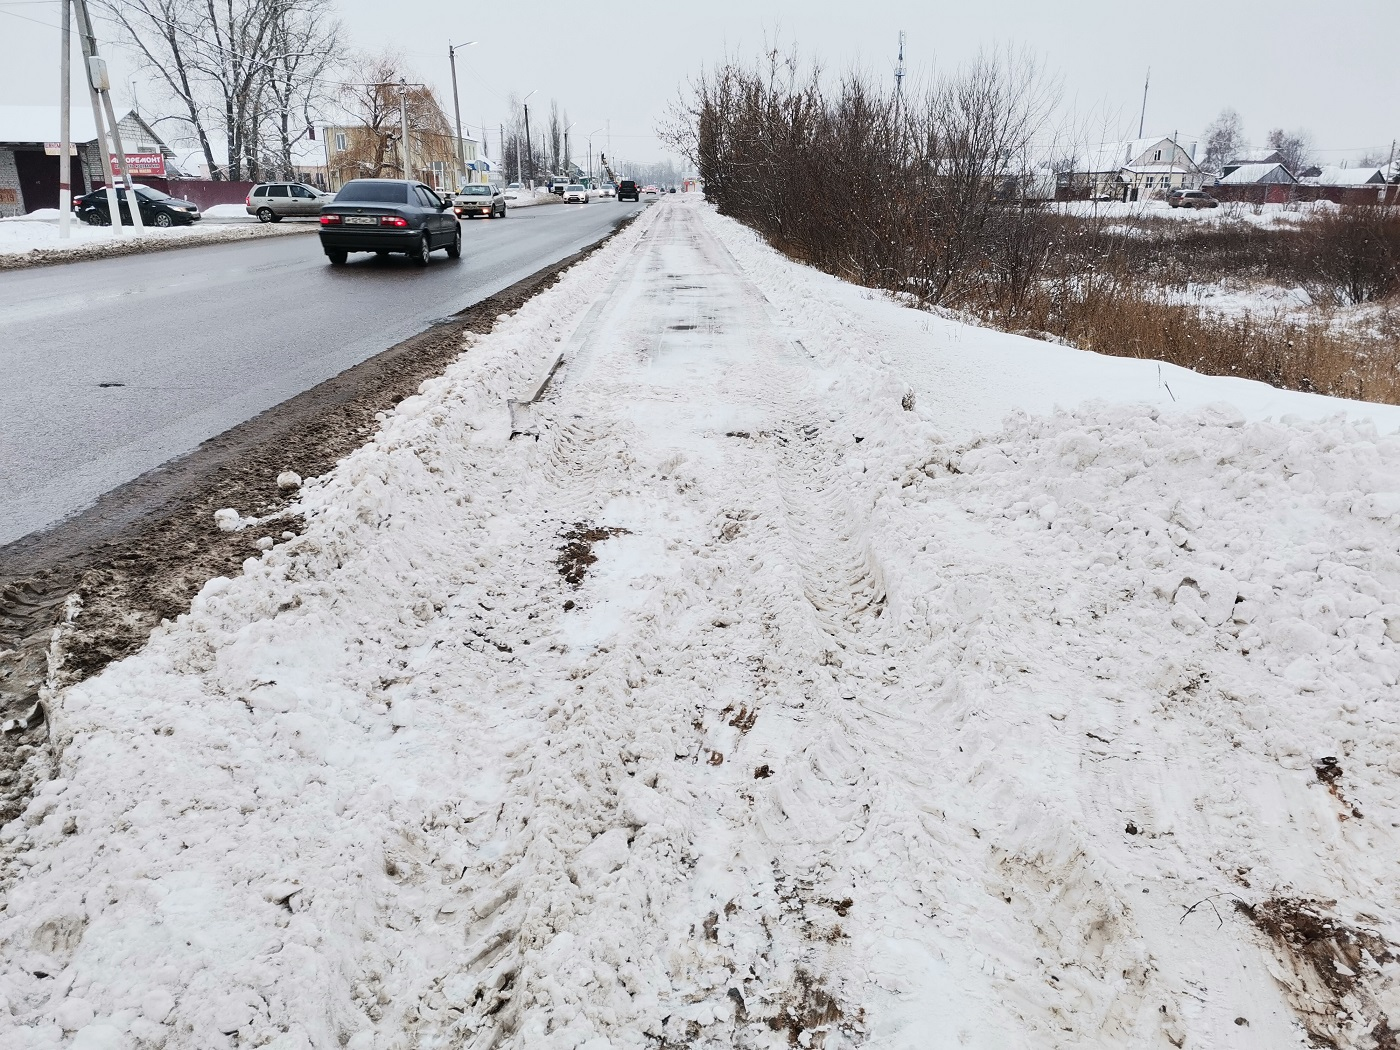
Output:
(345, 216), (376, 225)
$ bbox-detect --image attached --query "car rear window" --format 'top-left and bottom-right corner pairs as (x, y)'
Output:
(334, 181), (409, 203)
(459, 185), (492, 195)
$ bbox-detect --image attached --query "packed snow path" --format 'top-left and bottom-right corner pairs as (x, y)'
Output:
(3, 199), (1400, 1050)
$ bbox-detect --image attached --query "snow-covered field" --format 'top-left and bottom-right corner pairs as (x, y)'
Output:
(3, 197), (1400, 1050)
(1049, 198), (1336, 227)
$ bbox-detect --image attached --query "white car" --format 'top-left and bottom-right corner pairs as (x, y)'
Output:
(564, 184), (590, 203)
(599, 183), (617, 198)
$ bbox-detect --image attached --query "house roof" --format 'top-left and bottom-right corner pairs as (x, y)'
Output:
(1227, 149), (1283, 165)
(1068, 136), (1200, 175)
(0, 104), (100, 144)
(1218, 162), (1297, 185)
(1074, 137), (1165, 174)
(1308, 166), (1385, 186)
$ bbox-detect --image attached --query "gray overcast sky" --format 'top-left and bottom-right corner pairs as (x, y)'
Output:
(2, 0), (1397, 168)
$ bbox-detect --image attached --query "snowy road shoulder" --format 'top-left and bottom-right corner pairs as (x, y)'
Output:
(0, 217), (315, 270)
(2, 197), (1399, 1050)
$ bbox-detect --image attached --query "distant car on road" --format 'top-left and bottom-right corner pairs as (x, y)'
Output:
(451, 183), (506, 218)
(599, 182), (617, 198)
(616, 179), (639, 201)
(75, 185), (201, 227)
(318, 179), (460, 267)
(1167, 189), (1220, 209)
(564, 184), (590, 203)
(549, 178), (568, 196)
(246, 182), (332, 222)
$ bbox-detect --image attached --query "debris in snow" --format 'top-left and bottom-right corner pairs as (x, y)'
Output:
(556, 522), (631, 587)
(276, 470), (302, 490)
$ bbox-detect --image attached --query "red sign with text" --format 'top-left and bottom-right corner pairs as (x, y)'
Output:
(109, 152), (166, 177)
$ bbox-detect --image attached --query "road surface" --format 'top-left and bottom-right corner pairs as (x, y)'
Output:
(0, 201), (642, 545)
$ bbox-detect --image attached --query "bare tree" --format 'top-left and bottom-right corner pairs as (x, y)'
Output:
(1202, 107), (1244, 171)
(261, 0), (339, 179)
(332, 51), (455, 185)
(548, 100), (562, 174)
(100, 0), (338, 180)
(1267, 127), (1313, 174)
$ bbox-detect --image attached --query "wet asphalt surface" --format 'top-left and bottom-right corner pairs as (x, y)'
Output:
(0, 201), (643, 545)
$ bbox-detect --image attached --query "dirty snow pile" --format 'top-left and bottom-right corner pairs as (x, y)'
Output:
(3, 196), (1400, 1050)
(0, 216), (311, 268)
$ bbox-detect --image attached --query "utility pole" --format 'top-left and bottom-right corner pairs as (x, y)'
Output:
(522, 89), (536, 187)
(1138, 67), (1150, 139)
(70, 0), (124, 233)
(59, 0), (72, 239)
(447, 40), (476, 187)
(399, 78), (410, 180)
(75, 0), (142, 232)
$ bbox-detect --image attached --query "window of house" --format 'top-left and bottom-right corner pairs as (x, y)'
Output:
(334, 132), (346, 152)
(431, 161), (446, 189)
(1146, 176), (1155, 187)
(1153, 149), (1163, 161)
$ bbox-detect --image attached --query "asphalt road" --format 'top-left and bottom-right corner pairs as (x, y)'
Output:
(0, 200), (643, 546)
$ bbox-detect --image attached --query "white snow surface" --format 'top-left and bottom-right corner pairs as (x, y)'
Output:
(4, 197), (1400, 1050)
(1048, 199), (1335, 227)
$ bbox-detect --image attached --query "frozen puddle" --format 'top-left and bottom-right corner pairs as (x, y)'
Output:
(3, 200), (1399, 1050)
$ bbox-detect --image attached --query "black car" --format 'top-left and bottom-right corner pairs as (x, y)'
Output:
(318, 179), (460, 266)
(74, 185), (202, 227)
(616, 179), (640, 202)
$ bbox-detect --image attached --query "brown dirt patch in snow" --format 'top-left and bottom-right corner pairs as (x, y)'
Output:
(556, 524), (630, 588)
(1236, 896), (1396, 1048)
(0, 220), (635, 867)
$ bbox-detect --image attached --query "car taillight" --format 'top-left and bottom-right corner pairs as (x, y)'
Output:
(320, 214), (341, 225)
(245, 195), (251, 206)
(380, 216), (408, 228)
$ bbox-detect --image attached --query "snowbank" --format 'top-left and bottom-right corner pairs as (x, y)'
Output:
(0, 217), (314, 270)
(505, 187), (562, 209)
(1048, 198), (1334, 227)
(2, 196), (1398, 1050)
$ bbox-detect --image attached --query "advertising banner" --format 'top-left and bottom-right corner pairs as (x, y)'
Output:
(109, 152), (166, 177)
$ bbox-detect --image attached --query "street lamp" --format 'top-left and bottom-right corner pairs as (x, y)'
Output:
(585, 126), (603, 186)
(563, 121), (576, 177)
(448, 39), (478, 186)
(522, 89), (537, 187)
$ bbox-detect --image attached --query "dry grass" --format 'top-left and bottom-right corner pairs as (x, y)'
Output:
(978, 274), (1400, 404)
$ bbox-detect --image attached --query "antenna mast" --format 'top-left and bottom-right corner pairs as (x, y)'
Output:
(895, 30), (906, 99)
(1138, 67), (1150, 138)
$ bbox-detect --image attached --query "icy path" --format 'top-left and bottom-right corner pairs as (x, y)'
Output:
(3, 199), (1400, 1050)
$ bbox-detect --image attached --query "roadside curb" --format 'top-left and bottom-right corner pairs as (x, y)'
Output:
(0, 221), (317, 272)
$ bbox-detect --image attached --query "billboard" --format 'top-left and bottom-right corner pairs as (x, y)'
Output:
(109, 152), (166, 177)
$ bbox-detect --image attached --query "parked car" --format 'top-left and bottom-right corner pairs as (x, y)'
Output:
(564, 184), (590, 203)
(599, 182), (617, 198)
(318, 179), (460, 266)
(451, 183), (506, 218)
(1167, 188), (1219, 209)
(616, 179), (639, 201)
(246, 182), (332, 222)
(668, 186), (676, 193)
(74, 185), (201, 227)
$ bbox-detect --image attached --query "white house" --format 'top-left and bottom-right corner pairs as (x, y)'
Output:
(1057, 136), (1204, 201)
